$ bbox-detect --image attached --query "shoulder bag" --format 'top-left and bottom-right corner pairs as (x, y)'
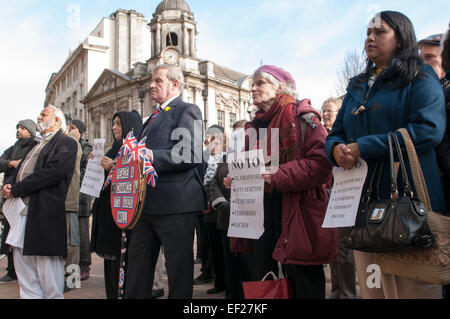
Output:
(345, 132), (435, 252)
(375, 128), (450, 284)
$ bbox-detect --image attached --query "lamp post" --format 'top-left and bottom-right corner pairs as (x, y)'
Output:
(246, 98), (253, 120)
(202, 88), (208, 129)
(138, 88), (146, 117)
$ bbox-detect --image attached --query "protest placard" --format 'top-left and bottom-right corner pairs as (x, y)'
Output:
(227, 149), (265, 240)
(80, 139), (105, 198)
(322, 158), (368, 228)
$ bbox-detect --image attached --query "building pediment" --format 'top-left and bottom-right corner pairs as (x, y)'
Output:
(83, 69), (132, 102)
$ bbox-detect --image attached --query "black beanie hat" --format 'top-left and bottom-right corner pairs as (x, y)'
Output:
(72, 119), (86, 134)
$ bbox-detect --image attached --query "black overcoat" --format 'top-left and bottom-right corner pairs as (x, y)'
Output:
(6, 130), (77, 256)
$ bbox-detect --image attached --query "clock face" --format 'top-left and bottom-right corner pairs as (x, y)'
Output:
(163, 49), (180, 64)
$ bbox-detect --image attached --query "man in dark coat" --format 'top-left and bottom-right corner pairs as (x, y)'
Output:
(0, 119), (36, 283)
(2, 105), (77, 299)
(124, 64), (207, 299)
(70, 119), (93, 281)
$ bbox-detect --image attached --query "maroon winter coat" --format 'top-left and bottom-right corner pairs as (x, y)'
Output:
(271, 99), (337, 266)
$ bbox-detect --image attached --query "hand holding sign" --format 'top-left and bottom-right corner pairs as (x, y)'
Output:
(227, 149), (265, 240)
(322, 158), (368, 228)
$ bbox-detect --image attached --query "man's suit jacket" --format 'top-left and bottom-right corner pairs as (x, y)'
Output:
(139, 96), (207, 215)
(6, 130), (77, 256)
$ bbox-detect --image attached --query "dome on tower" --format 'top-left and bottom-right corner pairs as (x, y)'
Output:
(155, 0), (192, 14)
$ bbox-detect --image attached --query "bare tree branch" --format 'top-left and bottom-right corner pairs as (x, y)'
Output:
(335, 50), (366, 97)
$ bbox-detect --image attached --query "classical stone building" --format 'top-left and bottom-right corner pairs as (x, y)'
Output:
(81, 0), (253, 147)
(44, 9), (151, 120)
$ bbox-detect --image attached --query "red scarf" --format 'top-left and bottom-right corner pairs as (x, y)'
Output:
(245, 94), (298, 164)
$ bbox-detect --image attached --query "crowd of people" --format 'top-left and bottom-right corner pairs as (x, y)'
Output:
(0, 10), (449, 299)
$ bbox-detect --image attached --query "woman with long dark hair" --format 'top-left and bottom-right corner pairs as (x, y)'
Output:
(325, 11), (446, 299)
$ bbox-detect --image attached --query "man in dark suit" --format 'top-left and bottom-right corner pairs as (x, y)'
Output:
(1, 105), (77, 299)
(124, 64), (207, 299)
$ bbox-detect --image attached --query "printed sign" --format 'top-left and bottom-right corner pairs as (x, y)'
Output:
(227, 149), (265, 240)
(80, 139), (105, 198)
(322, 158), (368, 228)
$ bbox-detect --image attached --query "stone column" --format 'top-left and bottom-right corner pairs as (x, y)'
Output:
(189, 29), (195, 57)
(183, 26), (188, 55)
(100, 108), (106, 140)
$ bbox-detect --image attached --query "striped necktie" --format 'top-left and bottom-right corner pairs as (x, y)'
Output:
(141, 106), (164, 139)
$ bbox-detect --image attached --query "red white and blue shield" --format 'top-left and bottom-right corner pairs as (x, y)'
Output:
(111, 155), (146, 230)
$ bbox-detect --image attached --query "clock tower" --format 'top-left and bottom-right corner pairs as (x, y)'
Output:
(149, 0), (198, 65)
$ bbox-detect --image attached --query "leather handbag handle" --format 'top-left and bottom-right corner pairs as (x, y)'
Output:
(397, 129), (432, 210)
(362, 161), (381, 202)
(389, 132), (413, 197)
(374, 161), (384, 200)
(387, 133), (399, 198)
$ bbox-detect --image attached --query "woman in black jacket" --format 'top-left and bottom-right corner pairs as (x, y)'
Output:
(90, 110), (142, 299)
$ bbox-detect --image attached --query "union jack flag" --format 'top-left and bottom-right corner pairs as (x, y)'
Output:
(143, 157), (158, 187)
(121, 131), (137, 157)
(129, 137), (147, 162)
(134, 137), (158, 188)
(103, 134), (158, 189)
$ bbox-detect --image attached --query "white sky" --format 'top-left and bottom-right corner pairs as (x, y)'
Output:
(0, 0), (448, 153)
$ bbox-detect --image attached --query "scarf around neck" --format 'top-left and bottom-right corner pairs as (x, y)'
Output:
(245, 94), (298, 164)
(203, 152), (227, 185)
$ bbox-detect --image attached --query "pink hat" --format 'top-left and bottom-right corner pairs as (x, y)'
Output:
(255, 65), (296, 89)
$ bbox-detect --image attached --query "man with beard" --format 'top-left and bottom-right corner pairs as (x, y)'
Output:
(0, 119), (36, 284)
(1, 105), (77, 299)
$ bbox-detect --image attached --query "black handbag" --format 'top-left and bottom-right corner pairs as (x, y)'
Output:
(345, 132), (435, 252)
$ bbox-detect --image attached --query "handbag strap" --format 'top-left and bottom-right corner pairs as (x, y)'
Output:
(261, 263), (285, 281)
(397, 129), (432, 210)
(277, 262), (285, 279)
(261, 271), (279, 281)
(387, 133), (400, 198)
(362, 161), (380, 202)
(390, 132), (413, 197)
(374, 161), (384, 200)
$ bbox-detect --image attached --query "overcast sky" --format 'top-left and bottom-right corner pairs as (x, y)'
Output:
(0, 0), (448, 153)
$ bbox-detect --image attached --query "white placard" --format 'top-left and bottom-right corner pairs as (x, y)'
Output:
(227, 128), (245, 153)
(2, 197), (26, 225)
(227, 149), (265, 240)
(322, 158), (368, 228)
(80, 139), (106, 198)
(3, 198), (27, 248)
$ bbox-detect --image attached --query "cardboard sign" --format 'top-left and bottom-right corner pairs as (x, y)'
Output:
(110, 155), (146, 230)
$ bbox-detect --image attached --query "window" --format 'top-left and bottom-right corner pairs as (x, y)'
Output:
(217, 110), (224, 128)
(229, 113), (236, 129)
(166, 32), (178, 47)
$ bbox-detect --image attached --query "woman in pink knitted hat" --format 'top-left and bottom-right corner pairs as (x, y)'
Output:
(223, 65), (337, 299)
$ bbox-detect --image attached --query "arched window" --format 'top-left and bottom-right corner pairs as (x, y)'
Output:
(166, 32), (178, 47)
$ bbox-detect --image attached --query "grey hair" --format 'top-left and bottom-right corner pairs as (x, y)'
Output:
(153, 64), (185, 93)
(321, 97), (343, 111)
(251, 71), (298, 99)
(47, 105), (66, 131)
